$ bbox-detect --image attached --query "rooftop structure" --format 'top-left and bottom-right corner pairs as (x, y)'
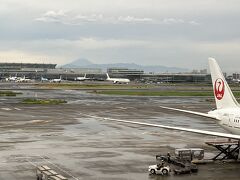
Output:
(0, 63), (56, 72)
(107, 68), (144, 77)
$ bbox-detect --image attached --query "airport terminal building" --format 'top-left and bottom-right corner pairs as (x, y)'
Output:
(0, 63), (56, 73)
(107, 68), (144, 80)
(0, 62), (212, 83)
(0, 62), (102, 80)
(0, 63), (56, 70)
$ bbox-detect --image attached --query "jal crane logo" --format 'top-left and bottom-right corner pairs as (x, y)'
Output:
(214, 78), (225, 100)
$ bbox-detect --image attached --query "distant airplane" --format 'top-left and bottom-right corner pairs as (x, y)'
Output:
(106, 73), (130, 84)
(74, 74), (90, 81)
(93, 58), (240, 140)
(41, 76), (49, 82)
(6, 74), (18, 82)
(50, 76), (62, 83)
(232, 79), (240, 83)
(16, 76), (32, 82)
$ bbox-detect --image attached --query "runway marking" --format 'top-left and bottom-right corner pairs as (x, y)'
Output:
(1, 108), (11, 111)
(25, 156), (38, 167)
(28, 120), (50, 124)
(0, 120), (50, 129)
(23, 155), (80, 180)
(117, 107), (128, 110)
(38, 155), (80, 180)
(14, 108), (21, 110)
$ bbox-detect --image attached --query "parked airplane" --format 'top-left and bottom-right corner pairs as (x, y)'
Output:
(74, 74), (90, 81)
(16, 76), (32, 82)
(6, 74), (18, 82)
(232, 79), (240, 83)
(106, 73), (130, 84)
(50, 76), (62, 83)
(41, 76), (49, 82)
(89, 58), (240, 140)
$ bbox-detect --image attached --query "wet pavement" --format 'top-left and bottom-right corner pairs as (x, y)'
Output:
(0, 86), (239, 179)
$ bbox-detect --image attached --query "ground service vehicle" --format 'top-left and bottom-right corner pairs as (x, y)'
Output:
(148, 164), (170, 175)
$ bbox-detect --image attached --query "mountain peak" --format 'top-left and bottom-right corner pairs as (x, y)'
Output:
(63, 58), (93, 68)
(62, 58), (188, 73)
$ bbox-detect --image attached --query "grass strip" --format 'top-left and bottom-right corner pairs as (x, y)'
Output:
(93, 90), (240, 97)
(35, 83), (154, 89)
(22, 98), (67, 105)
(0, 91), (22, 96)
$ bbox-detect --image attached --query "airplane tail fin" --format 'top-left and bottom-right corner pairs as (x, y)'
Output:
(106, 73), (110, 79)
(208, 57), (239, 109)
(84, 74), (86, 78)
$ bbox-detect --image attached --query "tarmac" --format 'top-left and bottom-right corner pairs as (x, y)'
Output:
(0, 84), (239, 179)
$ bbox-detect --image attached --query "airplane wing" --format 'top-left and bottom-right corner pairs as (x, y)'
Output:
(159, 106), (218, 120)
(82, 114), (240, 140)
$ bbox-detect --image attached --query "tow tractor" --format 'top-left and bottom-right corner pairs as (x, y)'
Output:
(150, 148), (201, 176)
(156, 154), (198, 175)
(148, 164), (170, 175)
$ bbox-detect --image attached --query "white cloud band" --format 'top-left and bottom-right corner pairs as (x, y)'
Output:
(35, 11), (199, 26)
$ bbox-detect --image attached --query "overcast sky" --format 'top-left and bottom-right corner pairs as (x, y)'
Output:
(0, 0), (240, 71)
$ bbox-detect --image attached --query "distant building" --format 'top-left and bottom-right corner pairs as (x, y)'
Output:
(191, 70), (199, 74)
(0, 62), (103, 80)
(0, 62), (212, 83)
(200, 69), (207, 74)
(0, 63), (54, 80)
(191, 69), (207, 74)
(232, 73), (239, 79)
(107, 68), (144, 75)
(143, 73), (210, 83)
(107, 68), (144, 79)
(46, 68), (102, 80)
(0, 63), (56, 72)
(48, 68), (102, 74)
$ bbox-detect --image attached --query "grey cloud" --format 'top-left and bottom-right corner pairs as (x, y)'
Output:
(188, 21), (200, 26)
(117, 16), (154, 23)
(161, 18), (200, 26)
(35, 10), (66, 23)
(35, 11), (155, 25)
(35, 11), (200, 26)
(1, 38), (240, 71)
(1, 0), (240, 71)
(162, 18), (184, 24)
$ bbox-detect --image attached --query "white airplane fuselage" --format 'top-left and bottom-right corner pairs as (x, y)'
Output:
(99, 58), (240, 140)
(107, 78), (130, 84)
(7, 76), (18, 81)
(209, 108), (240, 135)
(75, 77), (89, 81)
(52, 79), (61, 83)
(41, 77), (48, 81)
(75, 74), (90, 81)
(50, 76), (62, 83)
(17, 77), (31, 82)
